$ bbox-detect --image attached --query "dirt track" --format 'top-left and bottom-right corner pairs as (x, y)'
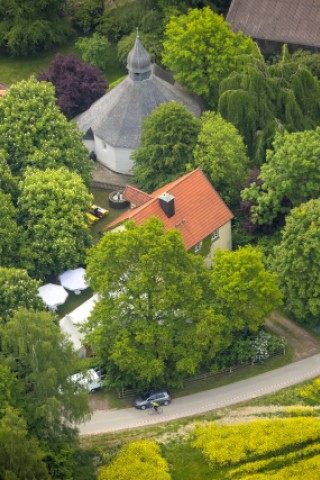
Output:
(266, 312), (320, 361)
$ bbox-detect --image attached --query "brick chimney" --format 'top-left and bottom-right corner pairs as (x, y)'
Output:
(158, 192), (175, 218)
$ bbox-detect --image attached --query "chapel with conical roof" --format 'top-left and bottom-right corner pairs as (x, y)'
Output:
(75, 34), (202, 175)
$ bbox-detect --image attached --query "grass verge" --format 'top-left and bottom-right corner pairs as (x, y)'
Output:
(0, 40), (125, 85)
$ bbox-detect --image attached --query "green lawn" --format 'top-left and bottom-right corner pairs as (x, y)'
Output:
(0, 39), (126, 85)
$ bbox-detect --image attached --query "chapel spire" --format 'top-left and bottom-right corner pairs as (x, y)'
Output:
(127, 32), (151, 81)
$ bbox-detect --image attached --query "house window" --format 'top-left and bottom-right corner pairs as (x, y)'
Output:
(212, 229), (219, 241)
(194, 241), (202, 253)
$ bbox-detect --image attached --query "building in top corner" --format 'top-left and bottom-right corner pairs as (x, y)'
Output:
(227, 0), (320, 54)
(75, 34), (202, 175)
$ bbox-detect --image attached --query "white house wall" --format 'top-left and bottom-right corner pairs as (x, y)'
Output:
(83, 139), (95, 152)
(94, 136), (134, 174)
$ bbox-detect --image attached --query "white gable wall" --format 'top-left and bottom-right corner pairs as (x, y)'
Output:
(95, 136), (134, 174)
(83, 139), (95, 152)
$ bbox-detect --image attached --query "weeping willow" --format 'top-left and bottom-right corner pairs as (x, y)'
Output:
(218, 45), (320, 165)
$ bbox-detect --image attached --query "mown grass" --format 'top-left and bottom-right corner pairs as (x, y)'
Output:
(0, 39), (125, 85)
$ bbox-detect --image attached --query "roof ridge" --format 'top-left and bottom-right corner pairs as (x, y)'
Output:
(125, 185), (153, 199)
(153, 168), (202, 196)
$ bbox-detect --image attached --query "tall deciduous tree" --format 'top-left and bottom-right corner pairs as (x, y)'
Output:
(85, 217), (222, 388)
(210, 246), (282, 339)
(2, 308), (90, 440)
(68, 0), (104, 35)
(18, 167), (92, 278)
(76, 33), (111, 71)
(162, 7), (255, 106)
(241, 129), (320, 227)
(132, 102), (201, 192)
(1, 308), (91, 477)
(0, 193), (20, 268)
(0, 78), (93, 185)
(0, 268), (44, 322)
(272, 199), (320, 324)
(0, 408), (49, 480)
(38, 54), (108, 119)
(0, 0), (72, 56)
(193, 111), (250, 207)
(218, 46), (320, 162)
(0, 149), (17, 198)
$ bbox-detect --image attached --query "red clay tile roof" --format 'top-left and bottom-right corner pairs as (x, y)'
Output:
(124, 185), (153, 207)
(106, 169), (233, 250)
(227, 0), (320, 49)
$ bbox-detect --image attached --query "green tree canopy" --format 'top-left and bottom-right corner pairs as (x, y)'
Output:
(98, 440), (171, 480)
(292, 49), (320, 79)
(0, 0), (72, 56)
(0, 149), (17, 198)
(162, 7), (255, 106)
(0, 78), (92, 185)
(0, 267), (44, 322)
(85, 217), (223, 388)
(218, 46), (320, 162)
(192, 111), (250, 207)
(272, 199), (320, 324)
(67, 0), (104, 35)
(0, 192), (20, 268)
(1, 308), (91, 477)
(132, 101), (200, 192)
(210, 246), (283, 340)
(18, 167), (92, 278)
(1, 308), (90, 440)
(241, 129), (320, 227)
(76, 33), (111, 71)
(0, 407), (49, 480)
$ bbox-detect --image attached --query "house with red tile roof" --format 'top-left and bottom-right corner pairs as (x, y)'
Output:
(105, 169), (234, 254)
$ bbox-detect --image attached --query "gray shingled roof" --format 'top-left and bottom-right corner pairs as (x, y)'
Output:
(227, 0), (320, 48)
(75, 68), (202, 149)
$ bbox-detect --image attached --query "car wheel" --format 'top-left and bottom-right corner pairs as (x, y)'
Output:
(140, 405), (147, 410)
(163, 400), (169, 406)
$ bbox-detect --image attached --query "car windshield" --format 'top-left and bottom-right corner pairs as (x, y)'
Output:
(141, 392), (151, 400)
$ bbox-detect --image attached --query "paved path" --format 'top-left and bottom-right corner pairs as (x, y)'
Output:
(79, 353), (320, 435)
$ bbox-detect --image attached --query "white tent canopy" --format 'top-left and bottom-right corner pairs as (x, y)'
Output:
(59, 294), (99, 354)
(59, 268), (88, 294)
(38, 284), (69, 311)
(66, 294), (99, 325)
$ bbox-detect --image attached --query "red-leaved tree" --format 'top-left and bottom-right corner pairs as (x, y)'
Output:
(38, 54), (108, 118)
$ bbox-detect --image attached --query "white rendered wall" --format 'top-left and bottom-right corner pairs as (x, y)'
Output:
(83, 139), (95, 151)
(94, 136), (134, 174)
